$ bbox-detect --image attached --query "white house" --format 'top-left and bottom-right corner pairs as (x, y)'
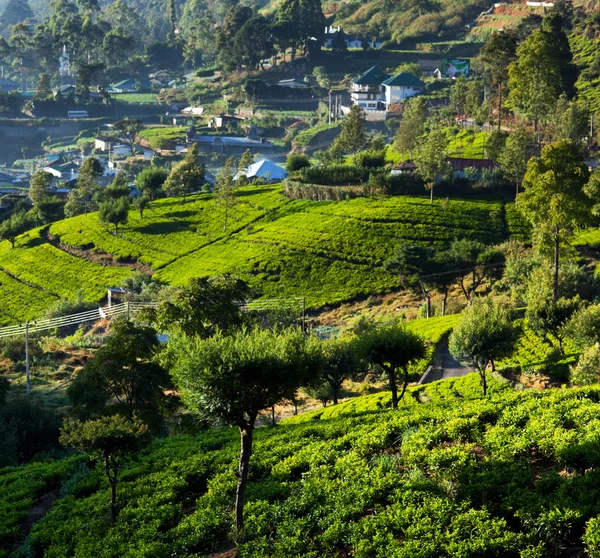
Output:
(350, 66), (389, 111)
(94, 136), (118, 152)
(236, 159), (287, 183)
(382, 73), (426, 106)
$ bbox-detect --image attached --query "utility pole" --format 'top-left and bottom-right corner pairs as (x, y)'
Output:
(25, 322), (30, 396)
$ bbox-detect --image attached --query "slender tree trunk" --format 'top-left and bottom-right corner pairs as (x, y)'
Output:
(332, 384), (339, 405)
(429, 182), (434, 204)
(398, 366), (409, 403)
(104, 454), (118, 524)
(442, 291), (448, 316)
(235, 421), (254, 533)
(497, 84), (502, 130)
(553, 225), (559, 302)
(515, 180), (519, 201)
(426, 293), (431, 318)
(271, 405), (276, 427)
(387, 366), (398, 410)
(293, 402), (298, 415)
(460, 277), (470, 303)
(479, 368), (487, 397)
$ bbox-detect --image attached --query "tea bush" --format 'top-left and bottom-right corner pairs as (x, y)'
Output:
(18, 380), (600, 556)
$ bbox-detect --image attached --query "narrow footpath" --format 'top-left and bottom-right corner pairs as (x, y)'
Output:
(419, 335), (472, 384)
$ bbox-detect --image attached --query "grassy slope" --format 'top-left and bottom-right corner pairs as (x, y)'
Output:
(11, 377), (600, 557)
(0, 187), (525, 322)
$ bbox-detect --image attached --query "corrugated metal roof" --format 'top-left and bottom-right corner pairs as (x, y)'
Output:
(382, 73), (426, 88)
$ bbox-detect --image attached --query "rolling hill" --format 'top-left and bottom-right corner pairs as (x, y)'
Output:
(6, 374), (600, 556)
(0, 186), (531, 324)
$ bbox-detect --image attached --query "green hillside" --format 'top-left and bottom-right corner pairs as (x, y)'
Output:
(0, 187), (528, 323)
(7, 376), (600, 556)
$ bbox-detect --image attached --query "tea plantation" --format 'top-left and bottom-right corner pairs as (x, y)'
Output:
(8, 376), (600, 556)
(0, 186), (533, 322)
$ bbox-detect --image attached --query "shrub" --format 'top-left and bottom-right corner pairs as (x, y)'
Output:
(285, 154), (311, 173)
(353, 150), (386, 169)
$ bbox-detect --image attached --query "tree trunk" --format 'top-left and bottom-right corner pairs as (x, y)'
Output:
(442, 291), (448, 316)
(557, 336), (564, 355)
(497, 84), (502, 130)
(387, 367), (398, 410)
(271, 405), (276, 427)
(429, 182), (434, 204)
(426, 294), (431, 318)
(109, 477), (117, 524)
(398, 366), (409, 403)
(235, 422), (254, 533)
(332, 384), (339, 405)
(553, 225), (559, 302)
(293, 402), (298, 415)
(479, 368), (487, 397)
(104, 454), (118, 524)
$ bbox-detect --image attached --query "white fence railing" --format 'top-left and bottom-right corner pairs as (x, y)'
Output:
(0, 302), (158, 340)
(6, 298), (306, 395)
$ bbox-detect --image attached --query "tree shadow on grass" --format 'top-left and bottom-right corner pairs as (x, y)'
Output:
(136, 220), (193, 235)
(161, 210), (197, 220)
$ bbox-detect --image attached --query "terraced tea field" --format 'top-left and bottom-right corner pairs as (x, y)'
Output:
(0, 186), (529, 323)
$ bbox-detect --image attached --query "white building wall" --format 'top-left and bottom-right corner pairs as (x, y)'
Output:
(384, 85), (422, 106)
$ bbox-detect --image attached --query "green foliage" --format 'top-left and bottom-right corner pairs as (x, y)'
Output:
(0, 187), (529, 323)
(23, 381), (600, 556)
(499, 126), (532, 189)
(334, 105), (367, 155)
(518, 140), (592, 298)
(358, 323), (426, 408)
(0, 393), (61, 466)
(0, 211), (34, 248)
(151, 275), (251, 338)
(156, 194), (510, 307)
(60, 415), (150, 523)
(508, 13), (578, 124)
(570, 343), (600, 386)
(169, 325), (323, 530)
(68, 319), (172, 430)
(135, 166), (168, 200)
(414, 125), (449, 201)
(0, 456), (85, 557)
(214, 156), (237, 232)
(138, 127), (188, 149)
(98, 196), (130, 234)
(164, 144), (205, 198)
(449, 299), (520, 394)
(320, 338), (360, 405)
(285, 153), (311, 173)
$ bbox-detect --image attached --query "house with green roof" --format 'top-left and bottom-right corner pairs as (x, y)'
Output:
(350, 66), (389, 111)
(382, 73), (426, 106)
(350, 67), (425, 115)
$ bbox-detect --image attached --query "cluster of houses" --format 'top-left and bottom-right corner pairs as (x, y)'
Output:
(322, 26), (385, 50)
(349, 66), (426, 114)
